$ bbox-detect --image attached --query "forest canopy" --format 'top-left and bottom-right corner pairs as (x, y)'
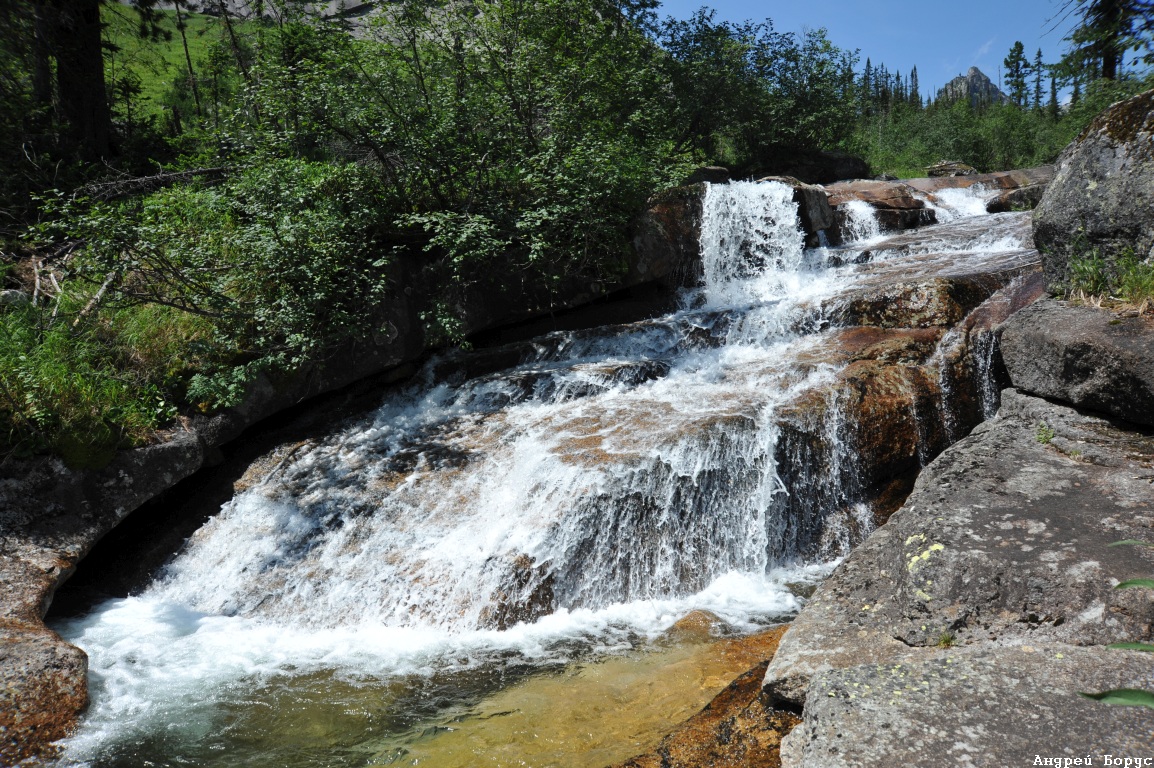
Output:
(0, 0), (1151, 465)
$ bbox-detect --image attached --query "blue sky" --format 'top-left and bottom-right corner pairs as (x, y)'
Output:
(655, 0), (1080, 99)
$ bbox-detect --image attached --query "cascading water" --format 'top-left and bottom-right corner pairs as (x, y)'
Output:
(50, 180), (1034, 768)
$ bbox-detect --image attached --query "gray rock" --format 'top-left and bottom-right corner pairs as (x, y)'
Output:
(763, 389), (1154, 706)
(926, 159), (978, 177)
(937, 67), (1010, 108)
(1001, 299), (1154, 426)
(0, 289), (30, 307)
(1033, 89), (1154, 291)
(786, 646), (1154, 767)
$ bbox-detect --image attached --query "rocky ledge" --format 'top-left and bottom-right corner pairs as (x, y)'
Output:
(759, 300), (1154, 764)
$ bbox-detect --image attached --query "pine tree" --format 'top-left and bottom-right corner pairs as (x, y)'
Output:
(1033, 49), (1044, 110)
(1003, 41), (1029, 107)
(909, 66), (920, 107)
(1048, 74), (1060, 119)
(862, 58), (872, 117)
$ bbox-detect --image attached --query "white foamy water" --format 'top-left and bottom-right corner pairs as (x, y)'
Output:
(50, 181), (1031, 767)
(920, 183), (992, 223)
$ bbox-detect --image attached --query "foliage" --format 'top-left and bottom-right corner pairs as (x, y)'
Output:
(1068, 244), (1154, 309)
(1036, 422), (1056, 444)
(1080, 540), (1154, 710)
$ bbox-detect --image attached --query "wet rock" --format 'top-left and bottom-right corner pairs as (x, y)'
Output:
(984, 183), (1047, 213)
(0, 625), (88, 767)
(755, 176), (835, 247)
(0, 431), (203, 763)
(664, 610), (725, 643)
(1001, 299), (1154, 426)
(612, 626), (801, 768)
(631, 184), (706, 290)
(903, 165), (1054, 195)
(825, 179), (926, 211)
(826, 274), (1007, 329)
(763, 389), (1154, 707)
(785, 646), (1154, 767)
(1033, 89), (1154, 290)
(749, 148), (870, 185)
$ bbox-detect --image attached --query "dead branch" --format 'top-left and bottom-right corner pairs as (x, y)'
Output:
(76, 167), (231, 203)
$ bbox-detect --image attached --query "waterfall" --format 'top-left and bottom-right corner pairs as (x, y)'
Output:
(50, 181), (1036, 766)
(839, 199), (882, 243)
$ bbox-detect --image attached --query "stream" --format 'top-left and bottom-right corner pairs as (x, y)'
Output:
(48, 181), (1035, 767)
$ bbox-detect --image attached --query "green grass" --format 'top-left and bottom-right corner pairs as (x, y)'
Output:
(102, 6), (226, 119)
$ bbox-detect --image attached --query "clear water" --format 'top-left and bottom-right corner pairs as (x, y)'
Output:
(50, 181), (1028, 767)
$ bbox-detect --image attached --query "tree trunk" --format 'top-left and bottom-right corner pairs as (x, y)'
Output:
(41, 0), (111, 159)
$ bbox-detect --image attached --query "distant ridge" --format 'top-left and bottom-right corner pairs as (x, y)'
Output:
(938, 66), (1010, 106)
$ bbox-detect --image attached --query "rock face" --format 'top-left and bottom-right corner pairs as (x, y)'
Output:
(937, 66), (1010, 107)
(1002, 299), (1154, 427)
(756, 176), (835, 247)
(762, 388), (1154, 763)
(1033, 89), (1154, 290)
(823, 179), (936, 239)
(785, 646), (1154, 766)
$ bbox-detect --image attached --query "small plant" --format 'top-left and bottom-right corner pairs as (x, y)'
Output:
(936, 630), (956, 649)
(1068, 249), (1110, 299)
(1036, 422), (1056, 444)
(1080, 540), (1154, 711)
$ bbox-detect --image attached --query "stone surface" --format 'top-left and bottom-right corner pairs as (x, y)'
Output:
(1001, 299), (1154, 427)
(825, 179), (926, 211)
(1033, 89), (1154, 290)
(785, 646), (1154, 767)
(612, 626), (800, 768)
(937, 66), (1010, 107)
(756, 176), (835, 246)
(763, 389), (1154, 707)
(926, 159), (978, 177)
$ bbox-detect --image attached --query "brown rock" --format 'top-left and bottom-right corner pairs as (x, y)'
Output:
(610, 626), (801, 768)
(824, 180), (926, 210)
(754, 176), (835, 247)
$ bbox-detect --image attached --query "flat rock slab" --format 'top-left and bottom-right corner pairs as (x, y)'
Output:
(784, 645), (1154, 767)
(1002, 299), (1154, 427)
(764, 389), (1154, 706)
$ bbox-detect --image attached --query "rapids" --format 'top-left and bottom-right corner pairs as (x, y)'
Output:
(49, 181), (1034, 767)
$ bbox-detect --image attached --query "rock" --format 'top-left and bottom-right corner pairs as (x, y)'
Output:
(685, 166), (732, 185)
(825, 180), (926, 210)
(824, 179), (935, 237)
(786, 646), (1154, 767)
(0, 289), (30, 307)
(630, 184), (706, 290)
(763, 389), (1154, 707)
(925, 159), (978, 177)
(1033, 89), (1154, 291)
(903, 165), (1055, 195)
(611, 626), (800, 768)
(0, 625), (88, 767)
(937, 66), (1010, 108)
(985, 183), (1047, 212)
(756, 176), (835, 247)
(1001, 299), (1154, 426)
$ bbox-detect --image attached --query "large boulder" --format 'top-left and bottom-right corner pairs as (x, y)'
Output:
(756, 176), (835, 247)
(1033, 89), (1154, 291)
(763, 388), (1154, 706)
(1001, 299), (1154, 426)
